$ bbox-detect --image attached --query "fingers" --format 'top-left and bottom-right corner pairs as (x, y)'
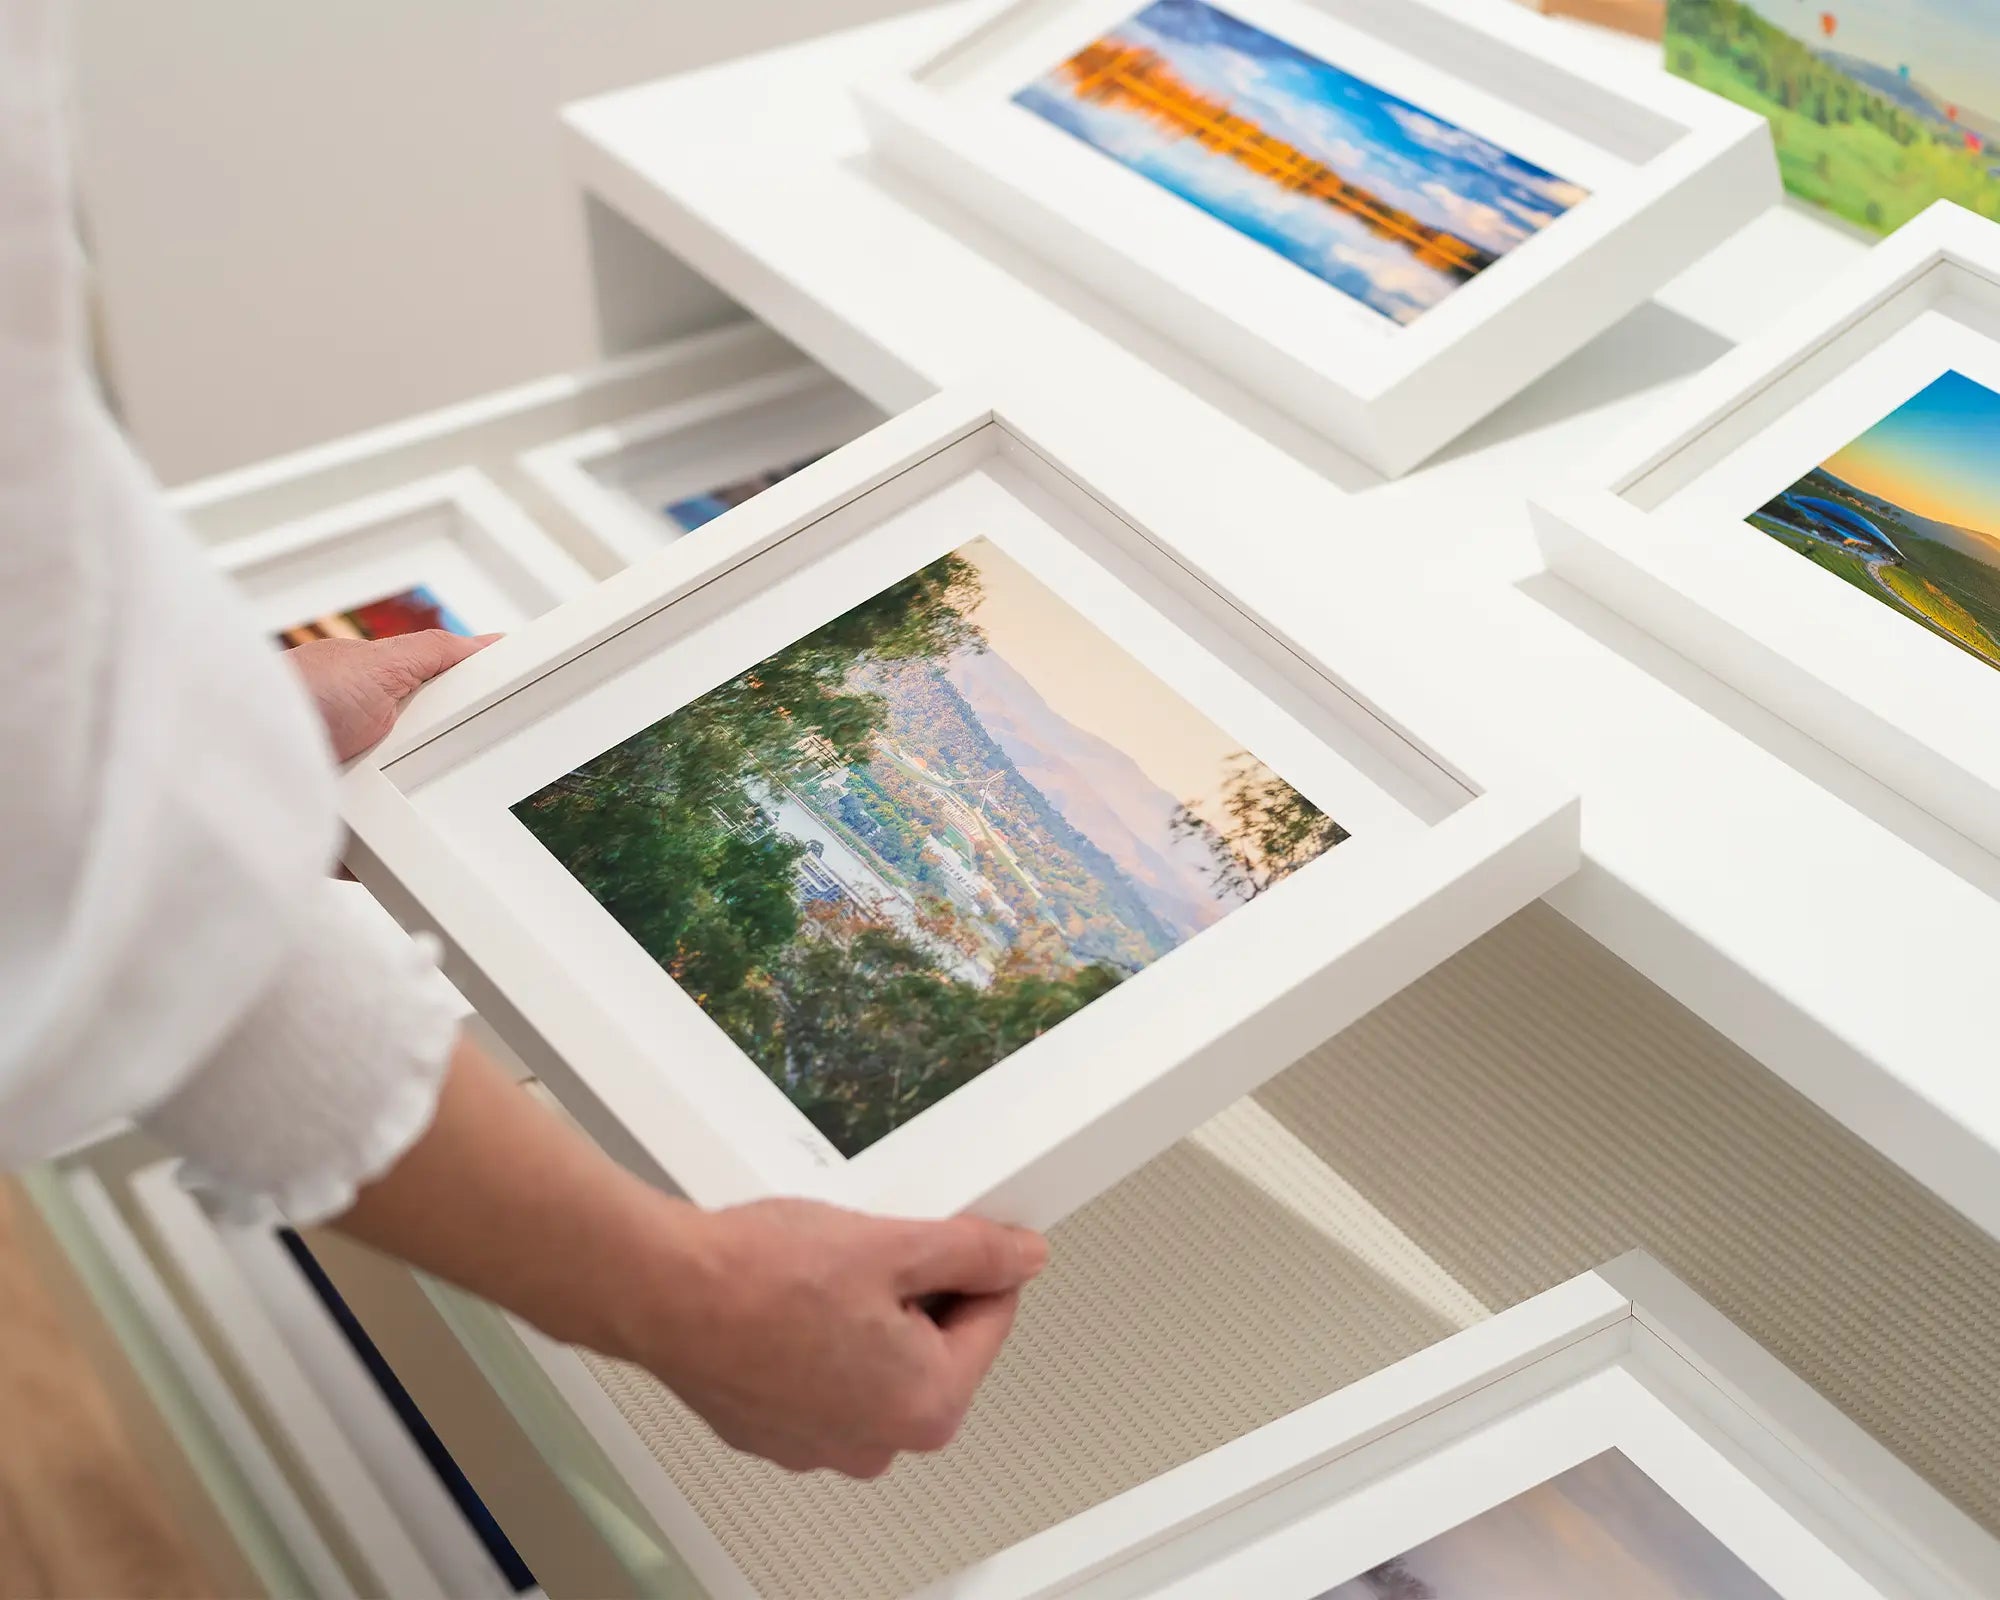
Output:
(368, 629), (500, 698)
(891, 1215), (1049, 1299)
(931, 1289), (1021, 1400)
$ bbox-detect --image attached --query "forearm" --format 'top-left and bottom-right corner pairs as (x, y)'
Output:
(332, 1036), (697, 1360)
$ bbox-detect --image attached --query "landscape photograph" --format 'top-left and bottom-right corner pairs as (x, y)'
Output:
(1317, 1450), (1780, 1600)
(1013, 0), (1588, 326)
(512, 535), (1346, 1158)
(665, 453), (825, 531)
(277, 583), (471, 647)
(1667, 0), (2000, 233)
(1748, 369), (2000, 671)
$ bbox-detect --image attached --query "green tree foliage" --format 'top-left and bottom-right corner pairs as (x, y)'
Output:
(1169, 753), (1349, 903)
(513, 550), (1146, 1156)
(514, 552), (985, 1035)
(1667, 0), (2000, 232)
(770, 902), (1125, 1157)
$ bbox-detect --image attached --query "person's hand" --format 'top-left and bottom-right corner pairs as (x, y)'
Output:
(628, 1199), (1049, 1478)
(285, 630), (498, 762)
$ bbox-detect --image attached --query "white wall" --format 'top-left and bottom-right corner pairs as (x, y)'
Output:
(70, 1), (924, 484)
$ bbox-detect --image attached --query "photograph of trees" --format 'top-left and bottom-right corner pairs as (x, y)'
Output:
(512, 536), (1346, 1158)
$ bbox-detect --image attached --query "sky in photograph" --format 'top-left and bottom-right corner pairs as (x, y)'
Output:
(1316, 1451), (1780, 1600)
(1092, 0), (1585, 255)
(1824, 369), (2000, 543)
(1732, 0), (2000, 116)
(953, 537), (1246, 814)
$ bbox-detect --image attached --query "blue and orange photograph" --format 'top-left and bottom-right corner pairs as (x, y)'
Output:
(1013, 0), (1589, 326)
(1750, 369), (2000, 670)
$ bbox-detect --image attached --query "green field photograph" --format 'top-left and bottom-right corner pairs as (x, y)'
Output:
(1666, 0), (2000, 234)
(1748, 369), (2000, 669)
(512, 537), (1346, 1158)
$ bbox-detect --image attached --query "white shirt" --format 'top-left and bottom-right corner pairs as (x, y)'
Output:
(1, 0), (457, 1222)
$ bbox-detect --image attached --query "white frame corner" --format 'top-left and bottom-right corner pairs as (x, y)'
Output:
(341, 380), (1577, 1229)
(855, 0), (1776, 475)
(1534, 201), (2000, 863)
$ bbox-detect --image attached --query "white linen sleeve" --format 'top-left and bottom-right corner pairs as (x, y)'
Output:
(0, 0), (462, 1215)
(143, 881), (466, 1226)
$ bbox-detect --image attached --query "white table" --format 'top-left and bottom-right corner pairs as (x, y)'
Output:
(562, 5), (2000, 1240)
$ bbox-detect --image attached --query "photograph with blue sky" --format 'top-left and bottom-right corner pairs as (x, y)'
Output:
(1727, 0), (2000, 125)
(1748, 369), (2000, 670)
(1317, 1450), (1779, 1600)
(512, 535), (1346, 1158)
(1013, 0), (1588, 325)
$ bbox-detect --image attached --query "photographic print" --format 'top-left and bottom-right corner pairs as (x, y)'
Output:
(512, 536), (1346, 1158)
(1318, 1449), (1780, 1599)
(666, 454), (827, 532)
(1749, 370), (2000, 671)
(1012, 0), (1589, 326)
(277, 584), (473, 648)
(1668, 0), (2000, 234)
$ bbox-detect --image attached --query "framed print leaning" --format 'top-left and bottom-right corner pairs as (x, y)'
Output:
(1666, 0), (2000, 236)
(213, 468), (596, 643)
(516, 362), (882, 565)
(339, 382), (1577, 1228)
(855, 0), (1777, 476)
(914, 1253), (2000, 1599)
(1534, 202), (2000, 862)
(123, 1163), (539, 1600)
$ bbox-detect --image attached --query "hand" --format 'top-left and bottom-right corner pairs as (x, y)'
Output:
(335, 1044), (1046, 1482)
(629, 1199), (1049, 1478)
(285, 630), (498, 762)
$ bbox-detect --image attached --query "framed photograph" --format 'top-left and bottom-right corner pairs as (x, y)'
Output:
(338, 383), (1576, 1227)
(212, 468), (596, 645)
(1534, 201), (2000, 862)
(516, 362), (883, 564)
(911, 1252), (2000, 1599)
(1666, 1), (2000, 237)
(854, 0), (1776, 476)
(123, 1163), (542, 1600)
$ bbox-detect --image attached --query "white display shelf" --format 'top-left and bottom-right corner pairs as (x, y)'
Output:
(517, 364), (882, 563)
(169, 321), (853, 576)
(560, 4), (2000, 1240)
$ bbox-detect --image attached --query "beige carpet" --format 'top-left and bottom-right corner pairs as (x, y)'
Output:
(582, 902), (2000, 1598)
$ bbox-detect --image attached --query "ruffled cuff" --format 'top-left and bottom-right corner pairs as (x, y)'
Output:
(143, 880), (466, 1226)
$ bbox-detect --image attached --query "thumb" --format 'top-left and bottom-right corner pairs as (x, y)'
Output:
(369, 629), (501, 698)
(892, 1216), (1049, 1299)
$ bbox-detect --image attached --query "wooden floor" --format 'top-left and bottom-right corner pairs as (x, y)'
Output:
(0, 1180), (217, 1600)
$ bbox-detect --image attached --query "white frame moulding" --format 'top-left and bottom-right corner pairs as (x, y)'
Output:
(47, 1165), (359, 1600)
(211, 467), (596, 641)
(1535, 202), (2000, 864)
(912, 1252), (2000, 1600)
(856, 0), (1776, 476)
(167, 321), (815, 550)
(339, 382), (1578, 1228)
(490, 1252), (2000, 1600)
(517, 360), (883, 564)
(123, 1163), (541, 1600)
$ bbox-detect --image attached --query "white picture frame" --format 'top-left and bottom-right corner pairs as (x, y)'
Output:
(516, 363), (883, 565)
(124, 1164), (540, 1600)
(1534, 202), (2000, 864)
(855, 0), (1775, 477)
(912, 1252), (2000, 1599)
(339, 382), (1577, 1228)
(214, 467), (595, 642)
